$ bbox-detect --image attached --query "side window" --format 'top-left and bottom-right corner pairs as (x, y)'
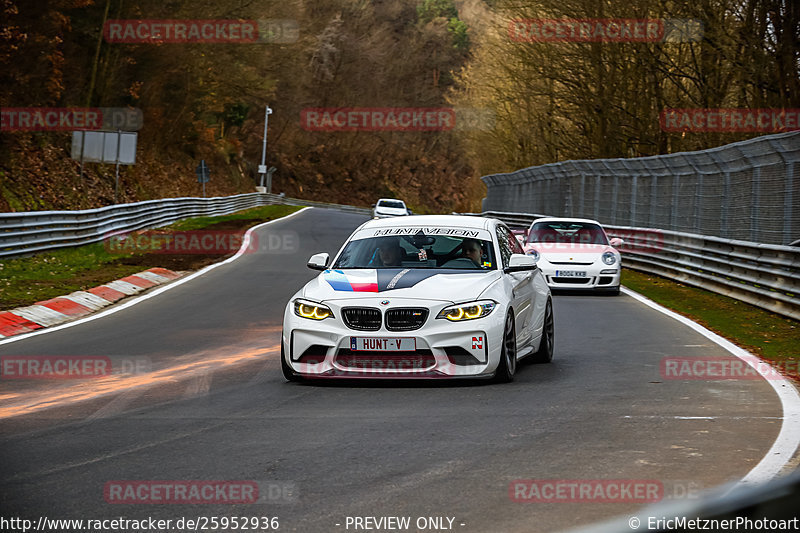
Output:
(496, 226), (523, 267)
(496, 227), (512, 268)
(508, 228), (524, 255)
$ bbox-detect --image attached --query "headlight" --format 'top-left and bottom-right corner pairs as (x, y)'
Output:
(294, 299), (333, 320)
(437, 300), (496, 322)
(602, 251), (617, 265)
(526, 249), (540, 261)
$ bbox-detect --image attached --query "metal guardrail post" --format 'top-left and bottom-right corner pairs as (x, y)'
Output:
(593, 175), (601, 220)
(785, 161), (795, 245)
(649, 175), (658, 229)
(751, 165), (761, 242)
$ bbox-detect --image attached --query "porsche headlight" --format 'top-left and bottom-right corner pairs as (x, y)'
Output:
(526, 249), (540, 262)
(437, 300), (496, 322)
(602, 251), (617, 265)
(294, 299), (333, 320)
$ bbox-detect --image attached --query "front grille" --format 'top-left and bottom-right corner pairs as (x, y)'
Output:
(598, 276), (614, 285)
(385, 308), (428, 331)
(551, 277), (591, 284)
(342, 307), (382, 330)
(335, 349), (435, 369)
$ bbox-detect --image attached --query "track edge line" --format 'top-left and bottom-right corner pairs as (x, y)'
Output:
(620, 286), (800, 488)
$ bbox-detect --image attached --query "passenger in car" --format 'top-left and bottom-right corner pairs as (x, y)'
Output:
(442, 238), (484, 268)
(374, 237), (404, 267)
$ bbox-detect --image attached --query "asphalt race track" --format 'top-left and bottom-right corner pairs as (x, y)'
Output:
(0, 208), (787, 532)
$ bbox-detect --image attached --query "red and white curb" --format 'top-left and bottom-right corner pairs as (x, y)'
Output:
(0, 268), (183, 338)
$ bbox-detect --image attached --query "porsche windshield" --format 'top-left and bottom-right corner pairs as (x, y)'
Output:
(378, 200), (406, 209)
(527, 222), (609, 245)
(332, 234), (495, 270)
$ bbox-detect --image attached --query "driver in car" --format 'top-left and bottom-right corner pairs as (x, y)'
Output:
(461, 238), (483, 267)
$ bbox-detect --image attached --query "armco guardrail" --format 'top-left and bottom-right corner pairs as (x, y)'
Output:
(470, 211), (800, 321)
(267, 194), (371, 216)
(0, 193), (370, 258)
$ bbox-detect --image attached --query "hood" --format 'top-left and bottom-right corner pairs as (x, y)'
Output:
(303, 268), (501, 303)
(375, 206), (408, 216)
(523, 242), (618, 263)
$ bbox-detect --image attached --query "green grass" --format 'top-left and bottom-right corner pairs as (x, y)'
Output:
(622, 269), (799, 367)
(0, 204), (303, 309)
(0, 243), (144, 307)
(165, 204), (301, 230)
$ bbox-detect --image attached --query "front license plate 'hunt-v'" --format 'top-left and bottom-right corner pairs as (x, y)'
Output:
(350, 337), (416, 352)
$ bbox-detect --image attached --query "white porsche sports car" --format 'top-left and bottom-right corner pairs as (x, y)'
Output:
(521, 217), (623, 295)
(282, 215), (554, 382)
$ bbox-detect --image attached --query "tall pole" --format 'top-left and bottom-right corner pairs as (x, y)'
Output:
(259, 105), (272, 189)
(114, 130), (121, 203)
(79, 131), (86, 182)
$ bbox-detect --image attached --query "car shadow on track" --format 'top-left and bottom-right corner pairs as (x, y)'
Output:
(550, 288), (620, 297)
(285, 359), (559, 388)
(288, 378), (490, 389)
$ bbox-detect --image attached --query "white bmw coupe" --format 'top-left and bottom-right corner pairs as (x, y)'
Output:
(282, 215), (554, 382)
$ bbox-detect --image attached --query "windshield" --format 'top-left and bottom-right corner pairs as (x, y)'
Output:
(377, 200), (406, 209)
(527, 221), (609, 245)
(332, 234), (495, 270)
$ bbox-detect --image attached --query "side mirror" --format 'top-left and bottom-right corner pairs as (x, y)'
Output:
(307, 252), (330, 271)
(504, 253), (538, 273)
(609, 237), (624, 247)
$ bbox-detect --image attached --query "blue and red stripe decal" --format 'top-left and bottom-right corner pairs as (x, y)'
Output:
(323, 269), (454, 293)
(324, 270), (379, 292)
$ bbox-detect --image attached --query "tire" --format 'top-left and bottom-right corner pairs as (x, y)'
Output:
(493, 312), (517, 383)
(530, 299), (554, 364)
(281, 342), (299, 382)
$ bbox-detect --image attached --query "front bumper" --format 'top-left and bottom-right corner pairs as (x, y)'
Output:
(372, 212), (409, 219)
(282, 298), (505, 379)
(539, 263), (620, 290)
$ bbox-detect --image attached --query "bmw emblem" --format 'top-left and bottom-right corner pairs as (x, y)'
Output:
(380, 300), (390, 306)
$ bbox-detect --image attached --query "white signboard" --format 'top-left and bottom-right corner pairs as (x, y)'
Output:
(71, 131), (137, 164)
